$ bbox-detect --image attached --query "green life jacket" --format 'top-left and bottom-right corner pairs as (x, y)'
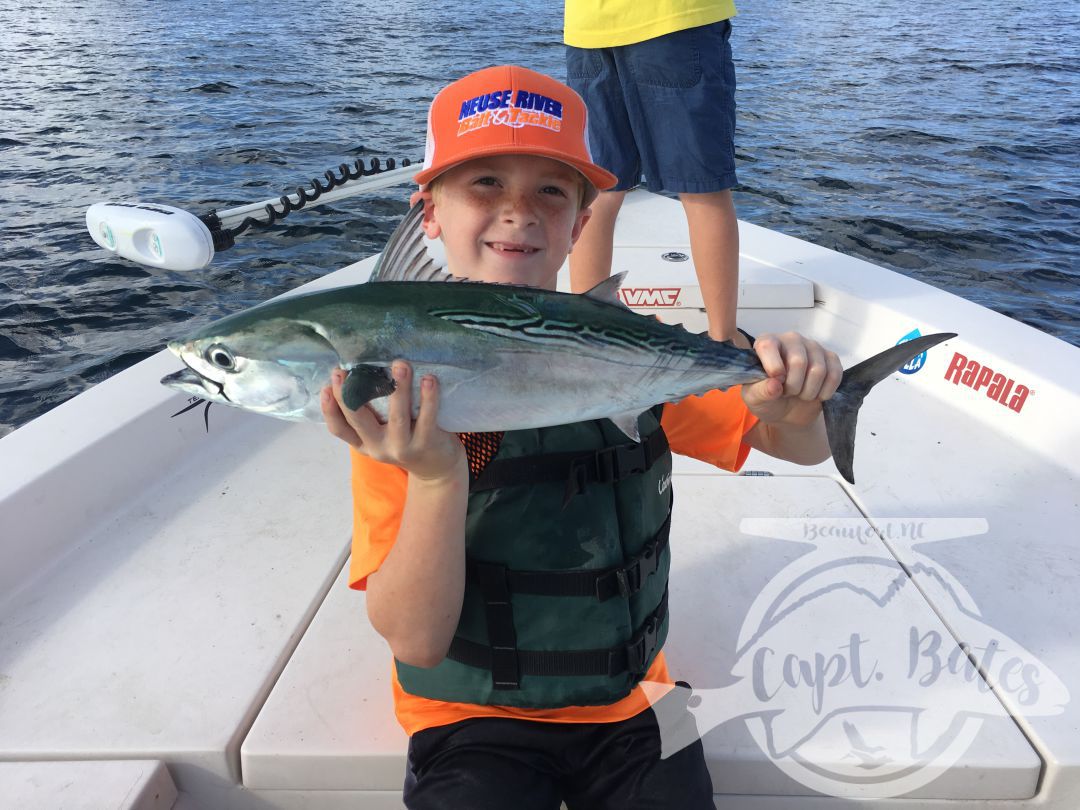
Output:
(396, 407), (673, 709)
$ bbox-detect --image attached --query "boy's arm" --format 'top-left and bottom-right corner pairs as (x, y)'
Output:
(323, 361), (468, 668)
(740, 332), (843, 465)
(365, 466), (467, 668)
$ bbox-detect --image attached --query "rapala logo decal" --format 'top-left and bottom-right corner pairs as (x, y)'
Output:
(619, 288), (682, 308)
(944, 352), (1031, 413)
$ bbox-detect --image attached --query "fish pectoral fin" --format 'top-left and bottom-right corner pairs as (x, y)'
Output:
(608, 411), (643, 442)
(341, 365), (396, 411)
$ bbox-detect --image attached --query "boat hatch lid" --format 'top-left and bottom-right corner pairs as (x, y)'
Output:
(0, 406), (353, 793)
(0, 761), (176, 810)
(554, 190), (814, 310)
(241, 476), (1040, 800)
(604, 249), (814, 310)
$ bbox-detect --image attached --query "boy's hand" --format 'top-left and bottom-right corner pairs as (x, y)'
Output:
(321, 360), (466, 481)
(741, 332), (843, 426)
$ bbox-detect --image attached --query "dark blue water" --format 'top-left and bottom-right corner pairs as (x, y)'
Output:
(1, 0), (1077, 436)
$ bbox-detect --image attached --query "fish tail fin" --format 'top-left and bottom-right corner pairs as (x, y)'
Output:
(823, 333), (956, 484)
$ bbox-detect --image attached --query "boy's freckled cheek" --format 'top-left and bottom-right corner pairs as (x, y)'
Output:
(462, 187), (494, 206)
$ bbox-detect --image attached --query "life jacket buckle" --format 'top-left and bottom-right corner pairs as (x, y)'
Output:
(638, 539), (660, 581)
(613, 537), (661, 600)
(625, 615), (661, 677)
(563, 458), (591, 506)
(595, 441), (647, 484)
(615, 565), (638, 599)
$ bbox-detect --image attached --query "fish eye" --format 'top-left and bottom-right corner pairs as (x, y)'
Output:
(205, 344), (236, 371)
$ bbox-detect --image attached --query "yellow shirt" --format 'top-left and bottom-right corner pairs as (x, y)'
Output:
(564, 0), (737, 48)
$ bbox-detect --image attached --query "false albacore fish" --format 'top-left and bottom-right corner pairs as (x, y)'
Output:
(161, 203), (955, 483)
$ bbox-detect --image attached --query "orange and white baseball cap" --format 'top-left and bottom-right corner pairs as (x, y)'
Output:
(414, 65), (617, 204)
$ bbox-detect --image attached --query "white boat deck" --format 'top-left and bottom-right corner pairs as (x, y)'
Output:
(1, 190), (1077, 809)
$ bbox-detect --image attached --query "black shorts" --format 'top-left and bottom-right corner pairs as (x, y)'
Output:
(403, 704), (714, 809)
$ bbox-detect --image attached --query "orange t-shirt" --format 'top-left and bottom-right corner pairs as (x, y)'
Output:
(348, 387), (758, 735)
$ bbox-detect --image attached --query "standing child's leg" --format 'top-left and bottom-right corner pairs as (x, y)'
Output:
(608, 18), (740, 343)
(566, 44), (640, 294)
(569, 190), (627, 293)
(681, 189), (740, 341)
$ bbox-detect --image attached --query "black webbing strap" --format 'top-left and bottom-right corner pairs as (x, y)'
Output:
(447, 588), (669, 681)
(469, 428), (669, 505)
(472, 561), (521, 690)
(465, 512), (671, 602)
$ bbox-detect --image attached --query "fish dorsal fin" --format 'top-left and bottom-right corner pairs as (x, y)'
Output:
(584, 271), (630, 308)
(368, 202), (467, 284)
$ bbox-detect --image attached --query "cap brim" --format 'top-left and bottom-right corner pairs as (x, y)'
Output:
(413, 144), (618, 197)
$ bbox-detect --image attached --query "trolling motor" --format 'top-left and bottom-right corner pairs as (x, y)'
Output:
(85, 156), (418, 272)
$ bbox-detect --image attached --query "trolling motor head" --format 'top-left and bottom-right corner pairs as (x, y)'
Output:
(86, 201), (221, 272)
(85, 157), (417, 272)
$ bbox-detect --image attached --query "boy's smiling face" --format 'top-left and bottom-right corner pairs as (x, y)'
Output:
(420, 154), (593, 290)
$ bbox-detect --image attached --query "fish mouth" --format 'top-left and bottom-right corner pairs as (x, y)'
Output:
(161, 367), (231, 402)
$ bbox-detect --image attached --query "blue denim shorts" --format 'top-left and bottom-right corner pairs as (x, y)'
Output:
(566, 19), (737, 194)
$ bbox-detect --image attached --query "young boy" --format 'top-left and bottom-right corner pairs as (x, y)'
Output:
(321, 65), (840, 809)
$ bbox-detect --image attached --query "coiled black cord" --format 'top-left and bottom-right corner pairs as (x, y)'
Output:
(199, 156), (415, 251)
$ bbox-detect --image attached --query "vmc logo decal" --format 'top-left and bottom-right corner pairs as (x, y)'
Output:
(618, 288), (682, 308)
